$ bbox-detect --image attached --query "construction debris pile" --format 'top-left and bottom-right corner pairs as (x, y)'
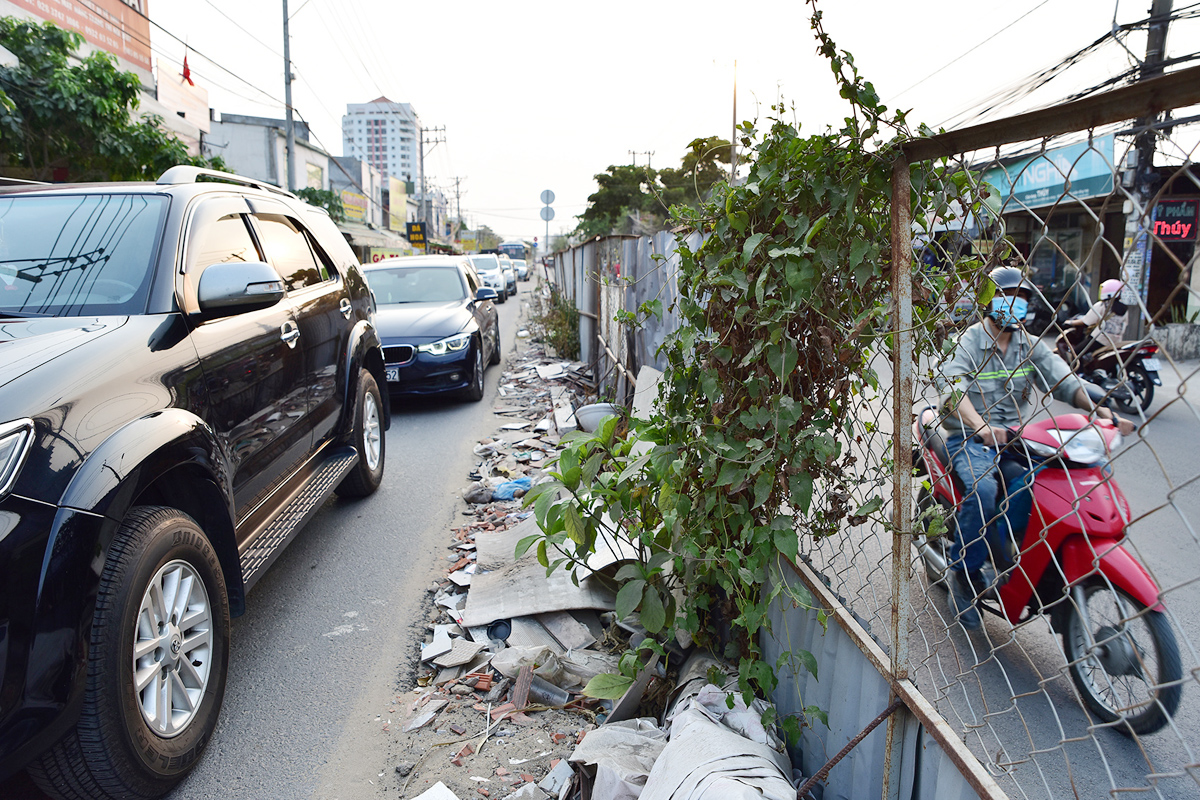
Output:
(393, 342), (801, 800)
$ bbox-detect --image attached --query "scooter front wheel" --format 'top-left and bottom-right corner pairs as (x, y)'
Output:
(1063, 582), (1181, 735)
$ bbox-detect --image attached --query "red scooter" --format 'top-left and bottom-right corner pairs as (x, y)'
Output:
(913, 407), (1182, 735)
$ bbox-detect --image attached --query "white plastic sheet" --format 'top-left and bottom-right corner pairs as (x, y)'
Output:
(569, 718), (668, 800)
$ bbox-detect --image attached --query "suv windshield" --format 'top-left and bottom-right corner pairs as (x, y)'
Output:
(0, 193), (167, 316)
(368, 266), (465, 304)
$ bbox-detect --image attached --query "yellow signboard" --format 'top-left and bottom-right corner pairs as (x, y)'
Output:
(341, 190), (367, 223)
(388, 176), (406, 231)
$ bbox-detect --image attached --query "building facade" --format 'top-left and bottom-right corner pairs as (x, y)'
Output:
(205, 113), (329, 191)
(342, 97), (420, 185)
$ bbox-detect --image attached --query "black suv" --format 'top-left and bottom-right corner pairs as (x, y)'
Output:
(0, 167), (389, 799)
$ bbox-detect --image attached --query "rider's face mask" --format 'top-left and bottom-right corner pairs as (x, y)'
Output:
(990, 294), (1028, 330)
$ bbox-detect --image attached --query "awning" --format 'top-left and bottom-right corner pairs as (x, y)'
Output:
(338, 221), (409, 250)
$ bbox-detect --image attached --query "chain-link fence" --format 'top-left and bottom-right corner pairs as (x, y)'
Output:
(549, 65), (1200, 799)
(789, 66), (1200, 798)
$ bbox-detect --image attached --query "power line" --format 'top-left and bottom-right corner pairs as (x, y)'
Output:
(889, 0), (1054, 103)
(200, 0), (283, 58)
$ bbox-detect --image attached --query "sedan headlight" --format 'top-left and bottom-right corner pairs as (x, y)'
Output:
(0, 419), (35, 498)
(418, 333), (471, 356)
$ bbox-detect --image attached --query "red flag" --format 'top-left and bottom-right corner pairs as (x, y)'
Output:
(182, 53), (194, 86)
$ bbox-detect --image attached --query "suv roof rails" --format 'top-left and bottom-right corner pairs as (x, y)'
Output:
(0, 176), (50, 186)
(157, 166), (299, 200)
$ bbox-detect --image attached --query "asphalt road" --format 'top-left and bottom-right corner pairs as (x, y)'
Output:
(2, 285), (531, 800)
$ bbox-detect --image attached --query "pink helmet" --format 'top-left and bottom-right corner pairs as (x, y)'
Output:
(1100, 279), (1124, 300)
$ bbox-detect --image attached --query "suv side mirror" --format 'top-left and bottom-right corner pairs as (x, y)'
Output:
(198, 261), (286, 312)
(475, 287), (498, 302)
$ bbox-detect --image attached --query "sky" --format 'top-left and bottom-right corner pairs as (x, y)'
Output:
(148, 0), (1200, 247)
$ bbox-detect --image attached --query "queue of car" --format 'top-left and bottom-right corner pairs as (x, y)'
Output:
(0, 164), (529, 800)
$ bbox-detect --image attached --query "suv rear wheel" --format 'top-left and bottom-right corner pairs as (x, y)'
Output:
(336, 369), (385, 497)
(29, 507), (230, 800)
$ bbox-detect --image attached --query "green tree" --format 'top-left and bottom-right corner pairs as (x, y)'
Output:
(0, 17), (223, 181)
(658, 135), (731, 209)
(575, 137), (732, 238)
(296, 187), (345, 222)
(575, 163), (658, 238)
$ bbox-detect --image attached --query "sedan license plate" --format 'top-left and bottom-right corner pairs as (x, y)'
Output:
(1142, 357), (1161, 371)
(385, 366), (400, 383)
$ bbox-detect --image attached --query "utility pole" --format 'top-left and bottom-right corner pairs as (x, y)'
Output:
(1126, 0), (1172, 337)
(282, 0), (296, 191)
(450, 176), (465, 245)
(419, 125), (446, 225)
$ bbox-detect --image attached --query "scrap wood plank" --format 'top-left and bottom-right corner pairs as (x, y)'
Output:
(512, 664), (533, 709)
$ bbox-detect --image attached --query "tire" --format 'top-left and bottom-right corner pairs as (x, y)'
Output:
(463, 339), (485, 403)
(336, 369), (385, 498)
(488, 323), (501, 365)
(914, 486), (956, 587)
(1062, 582), (1182, 735)
(496, 288), (507, 304)
(1119, 363), (1154, 414)
(28, 507), (229, 800)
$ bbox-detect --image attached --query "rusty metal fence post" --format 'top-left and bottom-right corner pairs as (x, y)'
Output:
(884, 154), (915, 800)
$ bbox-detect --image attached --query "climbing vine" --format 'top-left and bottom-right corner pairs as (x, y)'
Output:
(523, 2), (982, 740)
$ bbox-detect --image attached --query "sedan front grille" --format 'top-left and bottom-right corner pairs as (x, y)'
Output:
(383, 345), (415, 365)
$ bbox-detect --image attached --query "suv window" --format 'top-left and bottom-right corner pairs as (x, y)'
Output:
(255, 214), (331, 291)
(464, 266), (479, 293)
(192, 214), (260, 270)
(0, 193), (167, 315)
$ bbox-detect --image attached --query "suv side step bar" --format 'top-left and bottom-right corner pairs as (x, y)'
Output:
(239, 448), (358, 591)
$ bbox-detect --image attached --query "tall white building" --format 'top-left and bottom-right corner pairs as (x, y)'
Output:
(341, 97), (420, 185)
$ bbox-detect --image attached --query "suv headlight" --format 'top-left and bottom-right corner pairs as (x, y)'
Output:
(418, 333), (471, 356)
(0, 419), (35, 498)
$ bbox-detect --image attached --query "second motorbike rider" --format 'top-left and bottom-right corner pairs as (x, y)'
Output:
(935, 266), (1135, 630)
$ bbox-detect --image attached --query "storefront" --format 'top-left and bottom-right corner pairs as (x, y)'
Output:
(982, 135), (1199, 327)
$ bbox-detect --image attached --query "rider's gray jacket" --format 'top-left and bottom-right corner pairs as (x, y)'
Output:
(935, 321), (1088, 439)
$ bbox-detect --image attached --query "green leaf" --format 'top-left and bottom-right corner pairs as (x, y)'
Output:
(564, 505), (587, 544)
(742, 232), (767, 264)
(853, 496), (883, 518)
(581, 451), (604, 487)
(804, 704), (830, 728)
(515, 534), (541, 559)
(536, 540), (549, 568)
(582, 673), (636, 699)
(773, 527), (798, 561)
(789, 473), (814, 514)
(641, 584), (667, 633)
(614, 563), (644, 582)
(616, 579), (646, 620)
(618, 452), (653, 483)
(717, 462), (744, 488)
(796, 648), (819, 680)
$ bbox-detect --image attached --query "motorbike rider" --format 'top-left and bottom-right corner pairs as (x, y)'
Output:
(935, 265), (1135, 630)
(1065, 278), (1130, 360)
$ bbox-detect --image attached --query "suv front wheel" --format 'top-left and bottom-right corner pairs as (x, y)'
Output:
(29, 507), (230, 800)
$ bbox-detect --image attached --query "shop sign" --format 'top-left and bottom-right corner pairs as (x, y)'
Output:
(406, 222), (426, 247)
(368, 247), (410, 262)
(983, 134), (1114, 210)
(1153, 199), (1198, 241)
(340, 190), (368, 223)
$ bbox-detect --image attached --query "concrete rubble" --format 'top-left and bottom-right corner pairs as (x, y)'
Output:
(401, 341), (801, 799)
